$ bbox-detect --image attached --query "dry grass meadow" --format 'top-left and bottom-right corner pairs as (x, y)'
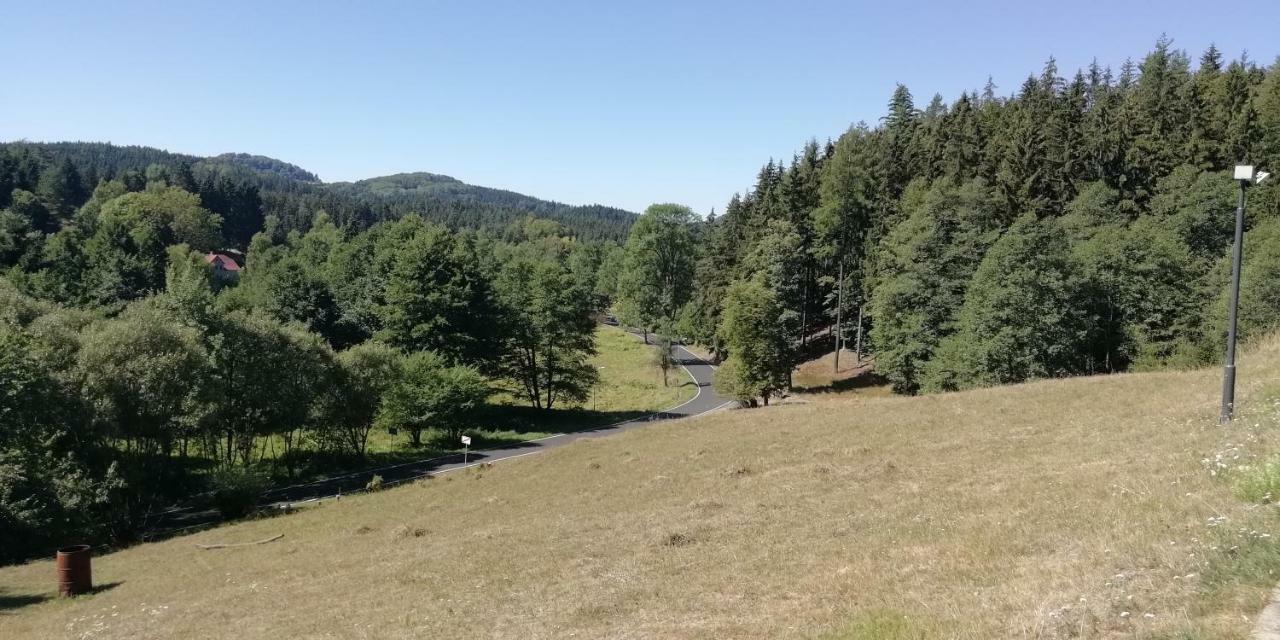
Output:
(8, 340), (1280, 638)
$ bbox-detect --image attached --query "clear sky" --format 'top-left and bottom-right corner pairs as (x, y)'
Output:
(3, 1), (1278, 215)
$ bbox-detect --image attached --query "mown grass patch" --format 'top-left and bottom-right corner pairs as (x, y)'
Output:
(817, 609), (930, 640)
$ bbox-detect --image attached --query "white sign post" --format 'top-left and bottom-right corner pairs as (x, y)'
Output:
(461, 435), (471, 464)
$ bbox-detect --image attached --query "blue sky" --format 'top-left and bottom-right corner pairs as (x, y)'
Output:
(2, 1), (1278, 215)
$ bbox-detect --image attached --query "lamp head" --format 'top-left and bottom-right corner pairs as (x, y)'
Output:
(1235, 165), (1255, 181)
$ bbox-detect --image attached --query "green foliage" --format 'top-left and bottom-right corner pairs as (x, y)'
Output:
(683, 41), (1280, 395)
(316, 341), (404, 457)
(715, 277), (790, 405)
(98, 187), (223, 252)
(76, 304), (216, 455)
(378, 223), (499, 367)
(740, 219), (806, 363)
(261, 258), (351, 347)
(0, 326), (118, 564)
(378, 351), (490, 447)
(617, 204), (697, 332)
(1070, 215), (1201, 370)
(1148, 166), (1237, 263)
(209, 467), (270, 519)
(494, 238), (599, 409)
(650, 335), (677, 387)
(814, 125), (877, 260)
(923, 215), (1087, 391)
(594, 243), (626, 303)
(208, 310), (337, 466)
(868, 180), (1003, 393)
(35, 157), (88, 219)
(1209, 219), (1280, 347)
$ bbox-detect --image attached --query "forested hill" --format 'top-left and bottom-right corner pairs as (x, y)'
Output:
(326, 172), (637, 242)
(677, 38), (1280, 402)
(0, 141), (636, 242)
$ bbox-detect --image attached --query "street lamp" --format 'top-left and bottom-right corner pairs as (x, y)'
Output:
(1221, 165), (1271, 423)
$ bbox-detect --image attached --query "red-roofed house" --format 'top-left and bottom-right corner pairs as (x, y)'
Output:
(205, 253), (242, 281)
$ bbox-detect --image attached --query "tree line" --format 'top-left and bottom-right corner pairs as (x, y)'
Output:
(0, 155), (613, 563)
(614, 39), (1279, 405)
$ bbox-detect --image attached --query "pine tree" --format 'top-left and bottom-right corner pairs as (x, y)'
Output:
(881, 84), (920, 199)
(36, 158), (88, 220)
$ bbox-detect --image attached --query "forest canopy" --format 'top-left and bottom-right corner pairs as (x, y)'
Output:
(679, 38), (1280, 399)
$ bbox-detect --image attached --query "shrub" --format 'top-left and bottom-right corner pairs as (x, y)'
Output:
(210, 468), (269, 519)
(365, 474), (385, 492)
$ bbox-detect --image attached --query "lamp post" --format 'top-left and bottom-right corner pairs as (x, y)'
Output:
(1221, 165), (1271, 423)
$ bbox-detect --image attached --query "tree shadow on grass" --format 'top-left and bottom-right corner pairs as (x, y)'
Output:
(0, 582), (122, 614)
(0, 589), (49, 613)
(793, 370), (891, 394)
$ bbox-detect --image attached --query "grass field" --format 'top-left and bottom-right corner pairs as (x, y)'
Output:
(7, 339), (1280, 638)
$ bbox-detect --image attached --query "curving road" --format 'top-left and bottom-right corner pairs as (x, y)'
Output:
(147, 337), (732, 538)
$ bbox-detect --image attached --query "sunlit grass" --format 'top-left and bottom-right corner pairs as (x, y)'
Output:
(8, 338), (1280, 638)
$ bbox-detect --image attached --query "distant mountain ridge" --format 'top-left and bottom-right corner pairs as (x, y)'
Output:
(330, 172), (633, 224)
(0, 141), (637, 241)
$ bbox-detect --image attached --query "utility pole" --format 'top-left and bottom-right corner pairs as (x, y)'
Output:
(833, 261), (844, 373)
(1221, 165), (1271, 423)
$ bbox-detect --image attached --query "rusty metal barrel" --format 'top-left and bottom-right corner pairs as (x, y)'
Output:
(56, 544), (92, 596)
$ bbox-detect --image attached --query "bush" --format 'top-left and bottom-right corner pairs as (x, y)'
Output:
(365, 474), (385, 492)
(210, 468), (269, 519)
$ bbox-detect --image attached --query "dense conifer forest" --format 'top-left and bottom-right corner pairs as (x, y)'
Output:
(681, 38), (1280, 401)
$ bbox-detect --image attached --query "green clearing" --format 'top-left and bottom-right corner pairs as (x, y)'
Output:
(293, 325), (696, 477)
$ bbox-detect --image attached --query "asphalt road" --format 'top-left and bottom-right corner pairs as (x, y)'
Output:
(147, 337), (732, 538)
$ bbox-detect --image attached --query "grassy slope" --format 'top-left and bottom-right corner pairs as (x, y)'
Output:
(7, 341), (1280, 638)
